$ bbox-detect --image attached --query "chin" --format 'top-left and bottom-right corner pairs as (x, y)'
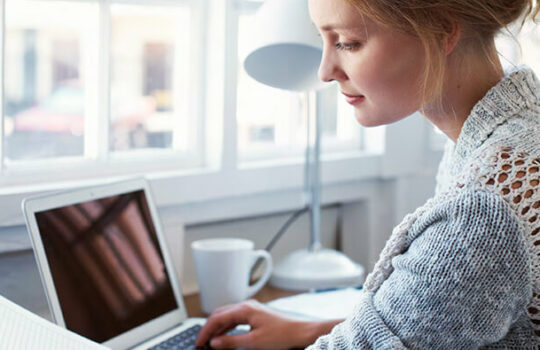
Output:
(354, 108), (411, 127)
(354, 110), (388, 127)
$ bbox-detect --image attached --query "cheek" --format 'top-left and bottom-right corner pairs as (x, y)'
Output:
(360, 42), (424, 111)
(349, 45), (425, 125)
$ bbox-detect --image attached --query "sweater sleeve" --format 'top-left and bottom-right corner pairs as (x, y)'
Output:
(307, 190), (532, 350)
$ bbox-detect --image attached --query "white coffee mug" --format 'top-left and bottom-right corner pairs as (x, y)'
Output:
(191, 238), (273, 314)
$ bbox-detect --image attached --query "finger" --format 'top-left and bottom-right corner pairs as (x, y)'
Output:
(195, 313), (231, 346)
(195, 306), (249, 346)
(210, 332), (254, 350)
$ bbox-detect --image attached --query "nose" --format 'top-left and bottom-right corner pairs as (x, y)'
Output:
(318, 46), (346, 83)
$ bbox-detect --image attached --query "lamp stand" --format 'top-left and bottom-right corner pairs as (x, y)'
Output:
(270, 92), (364, 291)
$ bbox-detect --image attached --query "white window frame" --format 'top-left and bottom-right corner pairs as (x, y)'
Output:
(1, 0), (205, 174)
(0, 0), (443, 230)
(0, 0), (4, 176)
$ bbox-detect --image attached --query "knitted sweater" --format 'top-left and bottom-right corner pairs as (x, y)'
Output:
(308, 67), (540, 349)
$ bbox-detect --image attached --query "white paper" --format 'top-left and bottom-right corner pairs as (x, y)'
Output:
(267, 288), (364, 321)
(0, 295), (110, 350)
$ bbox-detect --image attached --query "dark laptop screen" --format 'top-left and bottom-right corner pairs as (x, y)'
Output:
(35, 190), (178, 343)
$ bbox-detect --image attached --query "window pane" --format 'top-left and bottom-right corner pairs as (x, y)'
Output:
(520, 21), (540, 74)
(321, 86), (363, 153)
(496, 19), (540, 74)
(236, 12), (306, 162)
(110, 5), (191, 153)
(236, 10), (363, 162)
(3, 0), (97, 161)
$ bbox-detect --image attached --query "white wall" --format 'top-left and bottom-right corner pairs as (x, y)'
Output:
(0, 171), (438, 319)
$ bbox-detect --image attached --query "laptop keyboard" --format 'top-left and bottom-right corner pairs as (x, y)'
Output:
(148, 324), (246, 350)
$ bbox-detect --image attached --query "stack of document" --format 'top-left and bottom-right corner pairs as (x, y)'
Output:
(0, 295), (110, 350)
(267, 287), (364, 321)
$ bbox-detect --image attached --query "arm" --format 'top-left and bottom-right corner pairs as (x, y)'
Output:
(195, 299), (343, 350)
(302, 319), (344, 347)
(309, 190), (533, 349)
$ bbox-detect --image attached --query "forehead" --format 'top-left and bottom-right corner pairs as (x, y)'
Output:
(308, 0), (369, 33)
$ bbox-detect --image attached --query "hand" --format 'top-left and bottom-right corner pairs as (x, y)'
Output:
(195, 300), (317, 350)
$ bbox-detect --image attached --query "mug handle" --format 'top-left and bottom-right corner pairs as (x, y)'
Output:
(245, 250), (273, 299)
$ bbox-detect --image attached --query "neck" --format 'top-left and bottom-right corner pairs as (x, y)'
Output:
(423, 43), (504, 143)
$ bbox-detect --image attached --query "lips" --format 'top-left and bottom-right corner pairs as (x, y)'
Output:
(342, 92), (365, 105)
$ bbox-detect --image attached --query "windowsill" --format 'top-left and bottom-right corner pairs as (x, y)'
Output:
(238, 149), (379, 170)
(0, 152), (384, 228)
(0, 146), (445, 257)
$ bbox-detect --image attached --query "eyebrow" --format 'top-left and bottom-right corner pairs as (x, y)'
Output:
(318, 18), (371, 33)
(319, 23), (347, 31)
(319, 23), (370, 38)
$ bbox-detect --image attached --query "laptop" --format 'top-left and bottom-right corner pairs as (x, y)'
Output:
(22, 177), (239, 350)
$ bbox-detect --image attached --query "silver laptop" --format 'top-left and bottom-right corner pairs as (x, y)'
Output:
(22, 178), (210, 349)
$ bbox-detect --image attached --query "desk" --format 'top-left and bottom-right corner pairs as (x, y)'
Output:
(184, 285), (299, 317)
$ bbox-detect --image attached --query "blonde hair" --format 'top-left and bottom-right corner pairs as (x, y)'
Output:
(345, 0), (540, 109)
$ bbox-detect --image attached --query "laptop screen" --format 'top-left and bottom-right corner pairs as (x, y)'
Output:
(34, 189), (179, 343)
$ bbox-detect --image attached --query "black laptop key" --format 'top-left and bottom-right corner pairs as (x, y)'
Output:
(149, 324), (249, 350)
(148, 325), (203, 350)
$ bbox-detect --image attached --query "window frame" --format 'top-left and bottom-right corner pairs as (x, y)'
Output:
(0, 0), (444, 230)
(234, 2), (365, 164)
(2, 0), (204, 165)
(0, 0), (5, 174)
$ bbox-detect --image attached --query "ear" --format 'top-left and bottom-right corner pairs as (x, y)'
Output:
(444, 20), (461, 55)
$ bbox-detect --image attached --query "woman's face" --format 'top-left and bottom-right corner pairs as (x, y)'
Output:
(309, 0), (426, 126)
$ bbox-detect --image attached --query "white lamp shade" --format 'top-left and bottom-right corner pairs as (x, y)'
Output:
(243, 0), (325, 91)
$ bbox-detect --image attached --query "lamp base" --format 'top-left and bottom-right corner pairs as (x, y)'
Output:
(270, 248), (365, 291)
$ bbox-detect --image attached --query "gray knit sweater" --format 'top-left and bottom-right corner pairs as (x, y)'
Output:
(308, 67), (540, 349)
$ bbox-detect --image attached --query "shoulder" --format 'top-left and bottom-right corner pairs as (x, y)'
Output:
(453, 68), (540, 233)
(446, 144), (540, 307)
(456, 144), (539, 211)
(409, 188), (527, 248)
(445, 144), (539, 248)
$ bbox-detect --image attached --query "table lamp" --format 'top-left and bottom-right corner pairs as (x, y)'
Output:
(243, 0), (364, 291)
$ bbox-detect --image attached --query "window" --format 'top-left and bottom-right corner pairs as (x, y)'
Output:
(4, 0), (98, 161)
(496, 16), (540, 73)
(322, 87), (365, 153)
(0, 0), (380, 224)
(1, 0), (201, 186)
(109, 4), (194, 153)
(1, 0), (366, 190)
(235, 2), (364, 163)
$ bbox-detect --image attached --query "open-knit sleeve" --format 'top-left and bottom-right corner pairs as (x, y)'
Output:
(307, 190), (533, 349)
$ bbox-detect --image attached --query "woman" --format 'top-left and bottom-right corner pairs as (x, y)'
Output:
(196, 0), (540, 348)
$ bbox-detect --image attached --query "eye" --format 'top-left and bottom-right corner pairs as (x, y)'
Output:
(335, 41), (362, 51)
